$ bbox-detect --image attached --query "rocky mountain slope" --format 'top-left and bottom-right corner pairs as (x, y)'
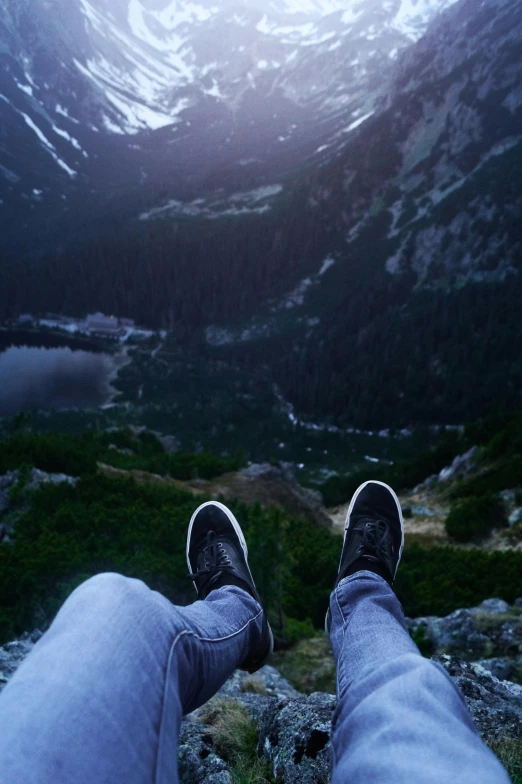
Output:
(274, 0), (522, 427)
(0, 0), (458, 226)
(1, 0), (522, 429)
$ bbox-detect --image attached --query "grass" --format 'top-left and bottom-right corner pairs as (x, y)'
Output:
(488, 738), (522, 783)
(270, 636), (336, 695)
(404, 532), (448, 549)
(199, 699), (273, 784)
(473, 611), (522, 636)
(240, 677), (269, 696)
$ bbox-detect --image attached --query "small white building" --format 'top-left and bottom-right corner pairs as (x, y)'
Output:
(85, 313), (124, 337)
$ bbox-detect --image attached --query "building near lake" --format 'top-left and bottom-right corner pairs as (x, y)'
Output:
(85, 313), (125, 337)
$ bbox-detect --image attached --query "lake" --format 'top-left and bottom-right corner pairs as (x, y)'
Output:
(0, 330), (122, 417)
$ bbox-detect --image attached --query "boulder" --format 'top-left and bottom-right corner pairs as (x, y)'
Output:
(474, 657), (517, 682)
(218, 665), (299, 700)
(508, 508), (522, 528)
(414, 446), (478, 492)
(259, 692), (335, 784)
(408, 599), (522, 676)
(199, 462), (333, 528)
(0, 630), (43, 692)
(434, 655), (522, 743)
(472, 599), (511, 615)
(409, 609), (492, 658)
(438, 446), (479, 483)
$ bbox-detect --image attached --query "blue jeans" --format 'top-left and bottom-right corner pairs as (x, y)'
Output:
(0, 571), (509, 783)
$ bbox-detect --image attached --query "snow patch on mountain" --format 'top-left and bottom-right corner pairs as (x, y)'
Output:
(21, 114), (77, 177)
(393, 0), (458, 39)
(278, 255), (336, 310)
(319, 255), (335, 275)
(51, 124), (83, 152)
(73, 0), (461, 135)
(344, 110), (375, 133)
(16, 82), (33, 97)
(139, 185), (284, 221)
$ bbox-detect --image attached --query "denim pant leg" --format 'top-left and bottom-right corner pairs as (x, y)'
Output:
(0, 573), (264, 784)
(329, 571), (510, 784)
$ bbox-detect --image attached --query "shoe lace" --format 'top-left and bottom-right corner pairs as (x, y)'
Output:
(356, 518), (393, 561)
(187, 530), (235, 592)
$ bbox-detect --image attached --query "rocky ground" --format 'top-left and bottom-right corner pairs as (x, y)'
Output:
(1, 599), (522, 782)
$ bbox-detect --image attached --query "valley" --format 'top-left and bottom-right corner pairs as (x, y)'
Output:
(2, 0), (521, 434)
(1, 1), (522, 776)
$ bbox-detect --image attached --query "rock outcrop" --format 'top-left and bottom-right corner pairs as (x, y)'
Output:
(408, 597), (522, 683)
(434, 655), (522, 745)
(0, 469), (78, 542)
(414, 446), (478, 492)
(0, 630), (43, 691)
(1, 626), (521, 782)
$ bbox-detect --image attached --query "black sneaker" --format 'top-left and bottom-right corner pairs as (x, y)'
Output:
(186, 500), (274, 673)
(325, 480), (404, 635)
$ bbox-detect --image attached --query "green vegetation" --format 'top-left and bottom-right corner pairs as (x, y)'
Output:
(320, 430), (463, 506)
(2, 469), (522, 644)
(1, 420), (522, 779)
(395, 546), (522, 618)
(270, 636), (336, 695)
(445, 496), (507, 542)
(0, 462), (340, 643)
(199, 699), (272, 784)
(408, 626), (435, 658)
(0, 429), (244, 482)
(2, 422), (522, 648)
(449, 412), (522, 500)
(437, 413), (522, 542)
(489, 738), (522, 784)
(0, 431), (99, 476)
(450, 460), (522, 500)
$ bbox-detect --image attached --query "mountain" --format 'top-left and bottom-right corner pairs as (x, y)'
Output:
(276, 0), (522, 427)
(0, 0), (458, 241)
(1, 0), (521, 429)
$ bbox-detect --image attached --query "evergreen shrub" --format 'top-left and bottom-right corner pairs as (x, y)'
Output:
(445, 496), (506, 542)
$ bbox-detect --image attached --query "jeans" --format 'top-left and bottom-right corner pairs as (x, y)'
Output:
(0, 571), (509, 783)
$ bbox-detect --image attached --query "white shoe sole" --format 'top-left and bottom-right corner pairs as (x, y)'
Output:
(325, 480), (405, 635)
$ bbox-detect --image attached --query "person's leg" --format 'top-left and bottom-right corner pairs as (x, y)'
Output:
(0, 502), (272, 784)
(327, 481), (510, 784)
(329, 571), (509, 783)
